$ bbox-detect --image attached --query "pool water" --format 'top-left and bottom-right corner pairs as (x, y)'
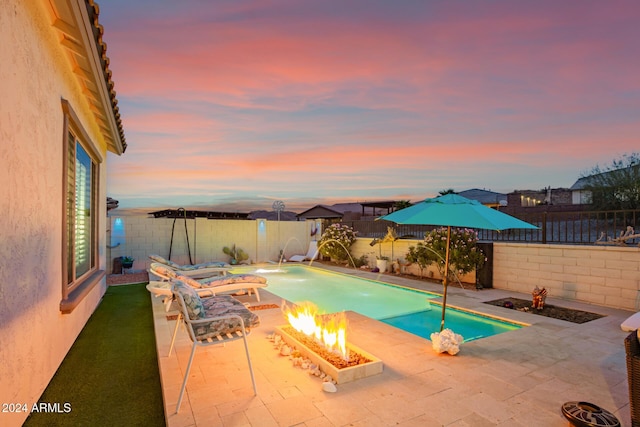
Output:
(382, 308), (521, 342)
(233, 265), (522, 342)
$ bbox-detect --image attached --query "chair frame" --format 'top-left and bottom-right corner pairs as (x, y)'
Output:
(169, 290), (257, 413)
(625, 330), (640, 426)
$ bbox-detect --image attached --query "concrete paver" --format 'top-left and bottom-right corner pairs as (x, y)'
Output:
(151, 265), (634, 426)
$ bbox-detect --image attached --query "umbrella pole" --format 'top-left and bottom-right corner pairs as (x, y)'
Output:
(440, 226), (452, 332)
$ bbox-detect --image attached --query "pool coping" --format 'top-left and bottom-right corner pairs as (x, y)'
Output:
(151, 262), (634, 426)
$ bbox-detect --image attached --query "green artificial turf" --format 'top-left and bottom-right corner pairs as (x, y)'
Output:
(24, 283), (165, 427)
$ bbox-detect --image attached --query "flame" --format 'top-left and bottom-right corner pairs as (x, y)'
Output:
(282, 301), (348, 360)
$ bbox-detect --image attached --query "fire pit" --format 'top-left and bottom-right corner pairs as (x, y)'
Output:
(278, 302), (382, 384)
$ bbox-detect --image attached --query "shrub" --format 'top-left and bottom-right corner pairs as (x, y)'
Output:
(354, 254), (369, 268)
(422, 227), (485, 282)
(318, 223), (357, 262)
(406, 243), (432, 277)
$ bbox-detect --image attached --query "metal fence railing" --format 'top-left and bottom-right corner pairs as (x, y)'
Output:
(345, 209), (640, 245)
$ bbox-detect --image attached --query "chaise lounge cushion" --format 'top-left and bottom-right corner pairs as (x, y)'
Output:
(194, 295), (261, 340)
(173, 280), (205, 320)
(199, 273), (267, 287)
(170, 271), (266, 289)
(149, 254), (228, 270)
(152, 264), (180, 280)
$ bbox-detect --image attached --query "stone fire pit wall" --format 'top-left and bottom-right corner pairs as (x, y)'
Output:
(275, 325), (383, 384)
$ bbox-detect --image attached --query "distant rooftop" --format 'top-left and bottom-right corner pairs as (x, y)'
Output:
(457, 189), (507, 206)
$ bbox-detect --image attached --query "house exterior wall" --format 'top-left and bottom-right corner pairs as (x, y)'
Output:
(0, 2), (110, 424)
(107, 214), (316, 271)
(572, 190), (592, 205)
(506, 188), (573, 208)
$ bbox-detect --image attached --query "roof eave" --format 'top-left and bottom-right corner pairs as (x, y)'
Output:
(49, 0), (126, 155)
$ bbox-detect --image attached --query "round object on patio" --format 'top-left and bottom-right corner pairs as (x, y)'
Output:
(561, 401), (620, 427)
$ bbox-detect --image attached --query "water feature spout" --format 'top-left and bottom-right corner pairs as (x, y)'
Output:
(277, 237), (305, 269)
(310, 239), (358, 270)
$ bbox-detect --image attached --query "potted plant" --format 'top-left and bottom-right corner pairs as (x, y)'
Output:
(376, 255), (389, 272)
(121, 256), (134, 269)
(373, 227), (397, 272)
(222, 244), (249, 265)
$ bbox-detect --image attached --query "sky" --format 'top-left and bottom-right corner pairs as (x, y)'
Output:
(100, 0), (640, 213)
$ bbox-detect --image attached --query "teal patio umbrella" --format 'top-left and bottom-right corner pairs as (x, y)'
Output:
(379, 193), (538, 332)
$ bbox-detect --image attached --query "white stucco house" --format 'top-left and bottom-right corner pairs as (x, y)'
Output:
(0, 1), (126, 424)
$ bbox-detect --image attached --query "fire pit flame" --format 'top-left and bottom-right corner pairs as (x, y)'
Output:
(282, 301), (349, 361)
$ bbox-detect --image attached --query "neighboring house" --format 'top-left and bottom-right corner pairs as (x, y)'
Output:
(297, 204), (345, 221)
(570, 165), (640, 208)
(297, 201), (399, 221)
(1, 1), (126, 424)
(570, 176), (596, 205)
(457, 189), (507, 208)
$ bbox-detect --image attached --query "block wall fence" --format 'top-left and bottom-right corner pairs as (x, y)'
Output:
(491, 242), (640, 311)
(107, 214), (320, 271)
(108, 215), (640, 312)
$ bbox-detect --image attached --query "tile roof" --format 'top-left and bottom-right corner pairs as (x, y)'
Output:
(86, 1), (126, 152)
(49, 0), (126, 154)
(458, 188), (507, 205)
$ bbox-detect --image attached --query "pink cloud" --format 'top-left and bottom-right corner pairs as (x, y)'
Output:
(101, 0), (640, 210)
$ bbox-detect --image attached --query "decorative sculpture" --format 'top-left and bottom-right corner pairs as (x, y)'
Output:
(430, 329), (464, 355)
(532, 286), (547, 310)
(595, 226), (640, 247)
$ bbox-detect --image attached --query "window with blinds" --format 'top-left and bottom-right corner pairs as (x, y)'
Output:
(61, 99), (102, 312)
(65, 131), (97, 287)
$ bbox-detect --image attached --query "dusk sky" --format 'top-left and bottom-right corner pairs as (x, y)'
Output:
(100, 1), (640, 213)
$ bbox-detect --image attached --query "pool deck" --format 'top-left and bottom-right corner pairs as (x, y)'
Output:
(150, 264), (634, 426)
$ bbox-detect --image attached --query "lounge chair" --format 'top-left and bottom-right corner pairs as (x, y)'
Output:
(148, 254), (230, 278)
(622, 312), (640, 332)
(169, 280), (259, 413)
(288, 241), (319, 262)
(148, 263), (267, 301)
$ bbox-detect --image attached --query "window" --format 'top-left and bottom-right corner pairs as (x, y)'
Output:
(60, 100), (104, 313)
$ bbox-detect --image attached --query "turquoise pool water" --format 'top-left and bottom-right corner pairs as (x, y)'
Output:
(233, 265), (522, 341)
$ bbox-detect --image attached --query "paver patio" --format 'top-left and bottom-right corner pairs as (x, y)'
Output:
(149, 264), (634, 426)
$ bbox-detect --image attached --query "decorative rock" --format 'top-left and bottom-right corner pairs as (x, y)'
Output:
(280, 345), (292, 356)
(430, 328), (464, 355)
(322, 381), (337, 393)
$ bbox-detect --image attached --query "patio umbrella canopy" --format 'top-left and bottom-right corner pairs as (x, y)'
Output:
(379, 193), (538, 332)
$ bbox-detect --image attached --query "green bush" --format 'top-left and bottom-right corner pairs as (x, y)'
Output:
(408, 227), (485, 281)
(318, 223), (357, 262)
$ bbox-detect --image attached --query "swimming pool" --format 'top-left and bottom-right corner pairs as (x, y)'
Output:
(233, 265), (522, 342)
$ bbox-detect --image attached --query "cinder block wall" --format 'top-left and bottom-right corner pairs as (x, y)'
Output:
(350, 239), (640, 311)
(107, 215), (315, 271)
(493, 242), (640, 311)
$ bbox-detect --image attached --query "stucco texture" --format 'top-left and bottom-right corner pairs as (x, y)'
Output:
(0, 2), (109, 425)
